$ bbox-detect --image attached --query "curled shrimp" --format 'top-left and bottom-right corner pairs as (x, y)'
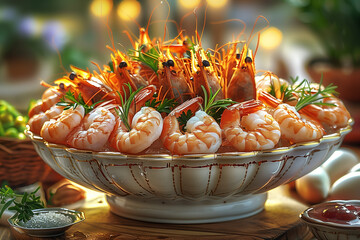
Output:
(220, 100), (281, 151)
(41, 105), (85, 145)
(160, 97), (222, 155)
(110, 107), (163, 154)
(28, 84), (67, 119)
(297, 84), (351, 129)
(67, 106), (116, 151)
(28, 105), (64, 135)
(258, 91), (324, 144)
(109, 85), (163, 154)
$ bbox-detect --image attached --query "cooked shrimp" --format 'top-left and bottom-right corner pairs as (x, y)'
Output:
(297, 84), (351, 129)
(301, 96), (351, 129)
(67, 107), (116, 151)
(41, 105), (85, 145)
(160, 97), (222, 155)
(220, 100), (281, 151)
(258, 91), (324, 144)
(226, 45), (256, 103)
(28, 85), (65, 118)
(110, 107), (163, 154)
(28, 105), (64, 135)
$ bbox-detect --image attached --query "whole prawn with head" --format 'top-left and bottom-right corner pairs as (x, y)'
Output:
(160, 97), (222, 155)
(191, 47), (224, 101)
(225, 44), (256, 103)
(220, 99), (281, 152)
(157, 50), (194, 103)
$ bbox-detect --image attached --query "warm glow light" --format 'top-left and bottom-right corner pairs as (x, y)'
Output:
(117, 0), (141, 21)
(179, 0), (201, 9)
(90, 0), (112, 18)
(207, 0), (228, 8)
(260, 27), (283, 51)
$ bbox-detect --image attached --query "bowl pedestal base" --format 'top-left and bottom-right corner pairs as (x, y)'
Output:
(106, 193), (267, 224)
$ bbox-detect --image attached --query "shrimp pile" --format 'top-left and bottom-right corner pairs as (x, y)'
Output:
(27, 15), (351, 155)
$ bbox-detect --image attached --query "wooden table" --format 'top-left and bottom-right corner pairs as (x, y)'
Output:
(1, 186), (314, 240)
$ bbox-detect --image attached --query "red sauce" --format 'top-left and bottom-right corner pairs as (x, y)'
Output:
(307, 202), (360, 226)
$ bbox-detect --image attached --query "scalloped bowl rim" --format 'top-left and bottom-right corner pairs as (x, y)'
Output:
(25, 119), (353, 160)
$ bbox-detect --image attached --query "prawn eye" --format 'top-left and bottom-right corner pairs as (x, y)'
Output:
(202, 60), (210, 67)
(245, 57), (252, 63)
(167, 59), (174, 67)
(59, 82), (65, 90)
(236, 53), (241, 59)
(162, 61), (168, 67)
(119, 61), (127, 68)
(69, 72), (76, 80)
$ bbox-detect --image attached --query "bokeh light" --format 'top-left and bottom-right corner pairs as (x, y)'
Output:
(179, 0), (201, 9)
(207, 0), (228, 9)
(90, 0), (113, 18)
(117, 0), (141, 21)
(259, 27), (283, 50)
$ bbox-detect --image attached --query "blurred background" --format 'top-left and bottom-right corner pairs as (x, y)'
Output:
(0, 0), (359, 141)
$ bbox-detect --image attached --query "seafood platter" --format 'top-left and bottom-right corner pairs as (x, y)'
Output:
(26, 16), (352, 223)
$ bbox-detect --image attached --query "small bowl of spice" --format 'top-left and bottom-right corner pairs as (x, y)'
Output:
(300, 200), (360, 240)
(8, 208), (85, 237)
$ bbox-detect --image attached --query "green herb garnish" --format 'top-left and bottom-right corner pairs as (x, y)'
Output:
(177, 109), (193, 132)
(290, 76), (338, 111)
(115, 83), (143, 131)
(0, 185), (44, 223)
(56, 91), (102, 115)
(129, 45), (160, 73)
(107, 61), (114, 73)
(269, 79), (296, 103)
(201, 86), (236, 123)
(145, 92), (177, 114)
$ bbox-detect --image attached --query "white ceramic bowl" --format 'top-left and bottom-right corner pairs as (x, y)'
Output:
(300, 200), (360, 240)
(26, 122), (352, 223)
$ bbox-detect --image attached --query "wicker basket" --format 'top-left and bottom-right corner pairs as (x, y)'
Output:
(0, 137), (52, 188)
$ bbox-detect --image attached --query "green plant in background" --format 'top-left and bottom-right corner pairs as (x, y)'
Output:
(0, 100), (27, 139)
(287, 0), (360, 67)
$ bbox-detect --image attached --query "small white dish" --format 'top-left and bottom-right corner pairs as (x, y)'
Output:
(8, 208), (85, 237)
(300, 200), (360, 240)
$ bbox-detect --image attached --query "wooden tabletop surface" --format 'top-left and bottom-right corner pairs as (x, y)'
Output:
(1, 185), (314, 240)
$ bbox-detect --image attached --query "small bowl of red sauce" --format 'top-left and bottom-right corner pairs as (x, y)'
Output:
(300, 200), (360, 240)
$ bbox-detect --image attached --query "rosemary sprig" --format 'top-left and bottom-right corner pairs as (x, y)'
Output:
(0, 185), (44, 223)
(145, 92), (177, 114)
(268, 76), (338, 111)
(115, 83), (143, 131)
(56, 91), (102, 115)
(128, 45), (160, 73)
(269, 79), (296, 103)
(177, 110), (193, 132)
(290, 76), (338, 111)
(201, 86), (236, 123)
